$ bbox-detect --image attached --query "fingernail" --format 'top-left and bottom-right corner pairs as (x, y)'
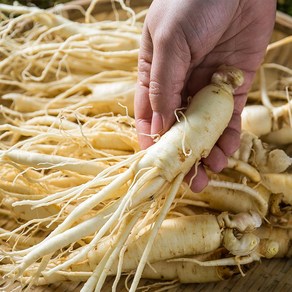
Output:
(151, 111), (163, 136)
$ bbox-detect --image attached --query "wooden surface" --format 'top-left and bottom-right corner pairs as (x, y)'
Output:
(5, 258), (291, 291)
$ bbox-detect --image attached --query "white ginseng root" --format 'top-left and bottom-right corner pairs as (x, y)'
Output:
(242, 61), (292, 144)
(1, 212), (263, 286)
(232, 131), (292, 174)
(69, 212), (262, 274)
(1, 66), (243, 291)
(241, 103), (292, 145)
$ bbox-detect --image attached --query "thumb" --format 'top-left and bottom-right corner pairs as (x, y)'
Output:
(149, 34), (191, 137)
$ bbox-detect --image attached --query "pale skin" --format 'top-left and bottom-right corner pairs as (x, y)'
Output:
(135, 0), (276, 192)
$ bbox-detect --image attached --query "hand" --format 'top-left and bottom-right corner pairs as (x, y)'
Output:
(134, 0), (276, 192)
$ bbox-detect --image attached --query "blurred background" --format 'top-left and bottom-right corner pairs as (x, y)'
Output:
(0, 0), (291, 15)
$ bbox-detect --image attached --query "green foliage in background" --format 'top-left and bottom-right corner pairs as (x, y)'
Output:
(278, 0), (292, 15)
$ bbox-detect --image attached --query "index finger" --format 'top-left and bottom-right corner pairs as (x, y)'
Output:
(134, 27), (154, 149)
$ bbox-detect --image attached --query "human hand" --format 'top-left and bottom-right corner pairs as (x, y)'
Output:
(134, 0), (276, 192)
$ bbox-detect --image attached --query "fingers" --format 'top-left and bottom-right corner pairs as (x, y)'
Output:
(217, 106), (242, 155)
(135, 21), (191, 149)
(185, 127), (239, 194)
(185, 164), (209, 193)
(147, 33), (189, 134)
(134, 28), (154, 149)
(202, 145), (228, 173)
(187, 109), (241, 192)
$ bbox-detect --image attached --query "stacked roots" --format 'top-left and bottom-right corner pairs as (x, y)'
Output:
(0, 2), (291, 291)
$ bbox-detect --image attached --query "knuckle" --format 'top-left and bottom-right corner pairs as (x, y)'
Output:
(149, 80), (161, 94)
(138, 58), (150, 73)
(148, 79), (182, 111)
(137, 58), (151, 87)
(149, 80), (162, 101)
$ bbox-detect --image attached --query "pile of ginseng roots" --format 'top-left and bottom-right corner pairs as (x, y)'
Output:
(0, 2), (291, 291)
